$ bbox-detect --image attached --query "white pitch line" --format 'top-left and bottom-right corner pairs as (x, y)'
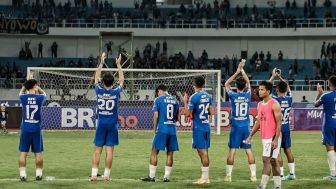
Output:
(0, 178), (330, 182)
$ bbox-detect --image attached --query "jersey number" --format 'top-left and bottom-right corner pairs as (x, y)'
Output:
(281, 108), (291, 123)
(26, 105), (38, 120)
(167, 104), (174, 119)
(98, 99), (115, 110)
(235, 102), (248, 117)
(199, 103), (210, 119)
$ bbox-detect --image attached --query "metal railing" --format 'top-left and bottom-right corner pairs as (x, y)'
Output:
(48, 18), (336, 29)
(0, 78), (328, 91)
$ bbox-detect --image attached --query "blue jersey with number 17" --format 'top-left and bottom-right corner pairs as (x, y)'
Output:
(188, 90), (213, 132)
(152, 93), (180, 135)
(95, 83), (122, 126)
(227, 89), (251, 127)
(19, 93), (46, 132)
(272, 90), (293, 132)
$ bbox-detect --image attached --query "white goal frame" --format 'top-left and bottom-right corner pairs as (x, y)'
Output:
(27, 67), (222, 134)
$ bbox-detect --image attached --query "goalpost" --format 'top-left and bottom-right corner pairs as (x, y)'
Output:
(27, 67), (222, 134)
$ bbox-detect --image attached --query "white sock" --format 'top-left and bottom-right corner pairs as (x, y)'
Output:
(36, 168), (43, 177)
(104, 168), (111, 177)
(249, 164), (256, 177)
(260, 174), (269, 189)
(280, 167), (284, 176)
(201, 166), (209, 180)
(288, 163), (295, 174)
(149, 164), (157, 178)
(91, 168), (98, 177)
(273, 176), (281, 187)
(226, 165), (233, 176)
(19, 167), (27, 178)
(164, 166), (172, 179)
(327, 151), (336, 176)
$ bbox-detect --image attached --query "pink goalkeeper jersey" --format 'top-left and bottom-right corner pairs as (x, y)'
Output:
(258, 98), (279, 139)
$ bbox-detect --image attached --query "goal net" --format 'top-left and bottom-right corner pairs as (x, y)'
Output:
(28, 67), (222, 134)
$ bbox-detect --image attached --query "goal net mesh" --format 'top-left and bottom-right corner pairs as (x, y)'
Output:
(28, 68), (221, 133)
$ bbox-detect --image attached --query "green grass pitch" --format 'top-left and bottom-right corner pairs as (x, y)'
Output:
(0, 131), (334, 189)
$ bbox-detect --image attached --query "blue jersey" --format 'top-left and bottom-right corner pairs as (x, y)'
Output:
(273, 91), (293, 132)
(316, 91), (336, 128)
(152, 93), (180, 135)
(19, 93), (46, 132)
(188, 90), (213, 132)
(227, 89), (251, 127)
(95, 83), (122, 127)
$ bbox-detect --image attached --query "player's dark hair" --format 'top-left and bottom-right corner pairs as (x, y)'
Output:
(193, 76), (205, 88)
(236, 76), (246, 90)
(156, 84), (167, 93)
(31, 79), (37, 86)
(102, 72), (114, 87)
(328, 75), (336, 88)
(23, 79), (36, 90)
(277, 81), (288, 93)
(259, 80), (273, 92)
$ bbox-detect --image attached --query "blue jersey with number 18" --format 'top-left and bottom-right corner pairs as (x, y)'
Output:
(227, 89), (251, 127)
(95, 83), (122, 126)
(19, 93), (46, 132)
(188, 90), (213, 132)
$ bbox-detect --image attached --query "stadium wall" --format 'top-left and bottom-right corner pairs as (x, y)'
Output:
(2, 0), (336, 8)
(0, 31), (335, 59)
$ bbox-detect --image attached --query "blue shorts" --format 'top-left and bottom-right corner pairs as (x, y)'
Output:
(192, 130), (210, 149)
(152, 132), (179, 152)
(322, 126), (336, 147)
(19, 130), (43, 153)
(281, 131), (292, 149)
(228, 126), (251, 149)
(94, 124), (119, 147)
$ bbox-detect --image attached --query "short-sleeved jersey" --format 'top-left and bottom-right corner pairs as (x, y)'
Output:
(272, 91), (293, 132)
(316, 91), (336, 128)
(227, 88), (251, 127)
(152, 93), (180, 135)
(19, 93), (46, 132)
(188, 90), (213, 132)
(95, 83), (122, 127)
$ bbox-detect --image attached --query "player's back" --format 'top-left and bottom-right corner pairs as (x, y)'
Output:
(228, 89), (251, 127)
(189, 90), (212, 132)
(153, 93), (180, 135)
(95, 83), (122, 126)
(19, 93), (46, 132)
(273, 93), (293, 132)
(320, 91), (336, 127)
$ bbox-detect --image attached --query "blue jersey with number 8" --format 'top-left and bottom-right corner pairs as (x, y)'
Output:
(95, 83), (122, 126)
(20, 93), (46, 132)
(227, 89), (251, 128)
(152, 93), (180, 135)
(188, 91), (213, 132)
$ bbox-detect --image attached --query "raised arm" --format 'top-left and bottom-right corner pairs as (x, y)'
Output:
(95, 52), (107, 84)
(240, 59), (250, 89)
(115, 54), (124, 87)
(36, 86), (46, 95)
(224, 60), (243, 91)
(268, 68), (277, 83)
(314, 83), (324, 107)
